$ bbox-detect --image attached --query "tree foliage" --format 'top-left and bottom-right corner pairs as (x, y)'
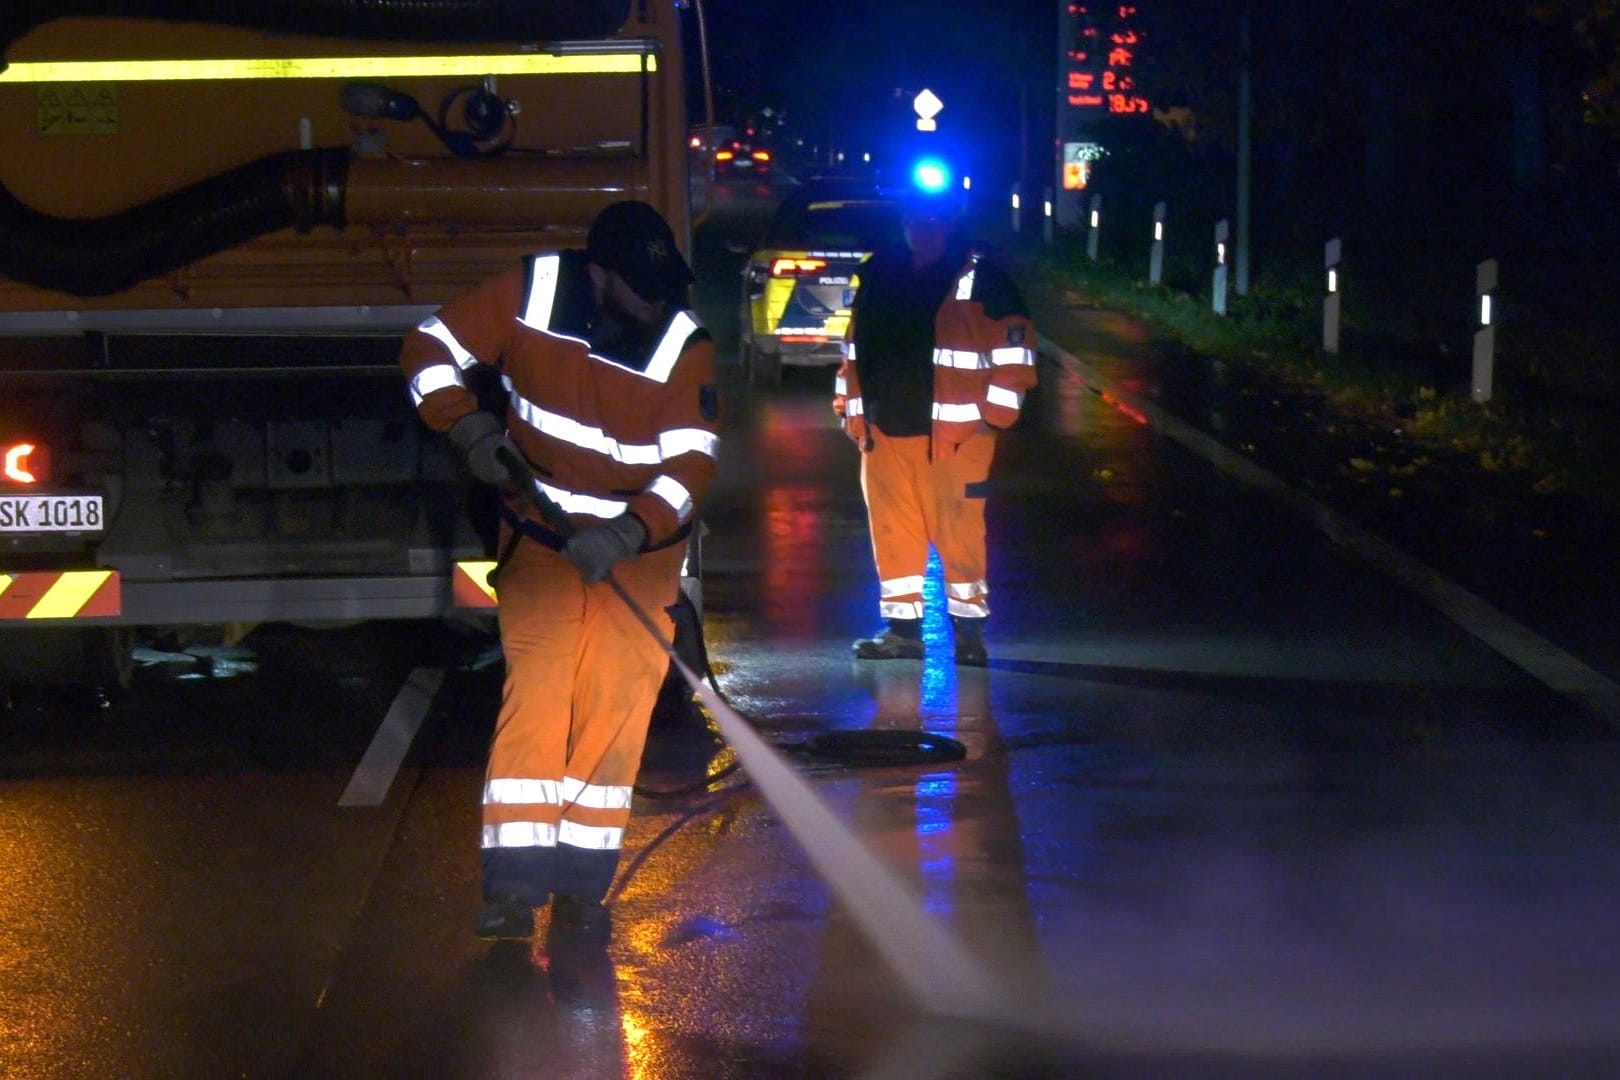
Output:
(1533, 0), (1620, 132)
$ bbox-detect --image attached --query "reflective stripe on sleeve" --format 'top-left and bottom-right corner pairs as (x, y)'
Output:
(834, 374), (848, 395)
(986, 385), (1024, 410)
(658, 428), (720, 460)
(409, 362), (465, 406)
(561, 776), (634, 810)
(933, 347), (984, 370)
(648, 474), (694, 520)
(932, 401), (981, 423)
(991, 345), (1035, 367)
(537, 479), (628, 518)
(418, 316), (479, 369)
(845, 396), (865, 417)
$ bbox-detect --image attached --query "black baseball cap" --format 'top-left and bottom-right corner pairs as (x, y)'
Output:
(585, 200), (695, 302)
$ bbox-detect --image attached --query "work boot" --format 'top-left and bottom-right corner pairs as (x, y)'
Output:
(474, 896), (535, 940)
(852, 618), (924, 660)
(551, 894), (613, 944)
(952, 616), (988, 667)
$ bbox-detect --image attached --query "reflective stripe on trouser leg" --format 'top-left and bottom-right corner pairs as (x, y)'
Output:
(482, 534), (682, 905)
(926, 430), (995, 620)
(860, 430), (933, 621)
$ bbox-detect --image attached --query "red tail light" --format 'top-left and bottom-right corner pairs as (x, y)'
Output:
(770, 257), (828, 277)
(3, 441), (49, 484)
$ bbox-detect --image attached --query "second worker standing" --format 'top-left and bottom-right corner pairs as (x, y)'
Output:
(834, 184), (1039, 667)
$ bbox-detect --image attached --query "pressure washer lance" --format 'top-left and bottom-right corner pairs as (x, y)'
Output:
(491, 445), (684, 657)
(488, 446), (1011, 1022)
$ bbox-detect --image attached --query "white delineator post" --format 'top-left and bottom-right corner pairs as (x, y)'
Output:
(1323, 236), (1342, 354)
(1149, 201), (1166, 285)
(1212, 218), (1230, 316)
(1086, 194), (1101, 262)
(1011, 183), (1021, 234)
(1473, 258), (1498, 403)
(1042, 187), (1054, 246)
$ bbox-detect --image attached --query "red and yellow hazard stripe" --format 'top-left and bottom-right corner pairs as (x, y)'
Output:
(452, 561), (498, 609)
(0, 570), (121, 619)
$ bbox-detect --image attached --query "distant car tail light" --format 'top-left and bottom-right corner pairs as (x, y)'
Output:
(770, 257), (828, 277)
(752, 150), (771, 163)
(715, 150), (735, 161)
(3, 441), (49, 485)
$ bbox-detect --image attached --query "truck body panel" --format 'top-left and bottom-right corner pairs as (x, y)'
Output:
(0, 3), (694, 675)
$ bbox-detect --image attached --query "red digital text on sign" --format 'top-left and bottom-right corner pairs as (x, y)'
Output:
(1066, 1), (1151, 114)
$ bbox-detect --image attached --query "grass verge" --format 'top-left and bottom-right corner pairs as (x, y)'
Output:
(1020, 237), (1616, 520)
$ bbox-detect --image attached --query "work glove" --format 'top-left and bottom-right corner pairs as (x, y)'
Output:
(564, 513), (647, 583)
(448, 411), (519, 488)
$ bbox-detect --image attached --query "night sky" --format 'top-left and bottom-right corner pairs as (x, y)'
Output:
(688, 0), (1616, 213)
(689, 0), (1059, 175)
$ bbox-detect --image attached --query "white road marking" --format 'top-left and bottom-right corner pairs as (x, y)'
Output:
(1042, 337), (1620, 728)
(339, 666), (445, 807)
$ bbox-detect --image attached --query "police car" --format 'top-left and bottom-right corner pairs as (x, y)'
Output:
(736, 180), (903, 386)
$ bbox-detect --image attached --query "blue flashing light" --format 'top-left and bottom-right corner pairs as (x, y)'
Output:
(911, 157), (951, 194)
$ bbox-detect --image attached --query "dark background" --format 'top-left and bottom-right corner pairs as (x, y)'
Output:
(686, 0), (1620, 407)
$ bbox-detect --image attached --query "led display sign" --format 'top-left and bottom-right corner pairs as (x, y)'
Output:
(1063, 3), (1149, 116)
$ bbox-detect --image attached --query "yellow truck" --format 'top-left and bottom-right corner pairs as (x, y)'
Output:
(0, 1), (697, 689)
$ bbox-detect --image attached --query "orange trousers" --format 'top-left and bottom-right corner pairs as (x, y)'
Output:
(481, 532), (684, 905)
(858, 427), (996, 623)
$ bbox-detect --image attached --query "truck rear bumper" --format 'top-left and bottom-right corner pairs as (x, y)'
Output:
(0, 571), (478, 627)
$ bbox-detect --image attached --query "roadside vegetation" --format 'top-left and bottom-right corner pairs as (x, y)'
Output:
(1010, 168), (1620, 525)
(980, 0), (1620, 524)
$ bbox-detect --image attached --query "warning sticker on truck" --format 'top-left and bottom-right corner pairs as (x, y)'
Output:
(0, 570), (121, 620)
(36, 85), (117, 136)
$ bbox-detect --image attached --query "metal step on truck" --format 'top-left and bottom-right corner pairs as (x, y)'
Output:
(0, 0), (700, 693)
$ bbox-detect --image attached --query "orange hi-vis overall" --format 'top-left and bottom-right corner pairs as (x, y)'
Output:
(400, 251), (719, 904)
(833, 251), (1037, 623)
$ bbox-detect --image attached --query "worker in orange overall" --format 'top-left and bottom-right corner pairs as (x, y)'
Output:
(399, 201), (719, 941)
(834, 183), (1037, 666)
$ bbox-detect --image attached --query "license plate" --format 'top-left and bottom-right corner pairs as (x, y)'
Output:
(0, 493), (106, 534)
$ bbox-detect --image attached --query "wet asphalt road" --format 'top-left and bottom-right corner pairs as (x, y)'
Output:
(2, 178), (1619, 1077)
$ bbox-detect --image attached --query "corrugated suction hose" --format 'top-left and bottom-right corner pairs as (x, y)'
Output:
(0, 0), (633, 297)
(0, 150), (349, 297)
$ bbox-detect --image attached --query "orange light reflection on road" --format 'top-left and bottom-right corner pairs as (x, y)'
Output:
(1100, 389), (1149, 425)
(762, 485), (823, 636)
